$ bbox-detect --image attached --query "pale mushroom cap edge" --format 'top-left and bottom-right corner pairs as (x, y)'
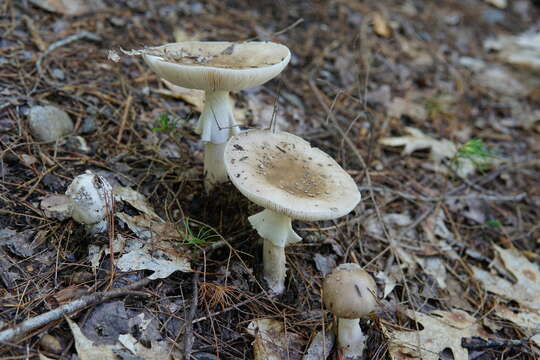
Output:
(143, 41), (291, 91)
(224, 130), (361, 221)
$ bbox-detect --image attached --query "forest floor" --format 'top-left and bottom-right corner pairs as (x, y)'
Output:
(1, 0), (540, 359)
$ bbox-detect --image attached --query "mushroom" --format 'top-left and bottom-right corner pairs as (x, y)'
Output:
(143, 41), (291, 189)
(66, 171), (114, 233)
(223, 129), (361, 294)
(322, 263), (377, 359)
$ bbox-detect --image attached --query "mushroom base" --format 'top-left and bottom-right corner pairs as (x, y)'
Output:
(262, 240), (286, 294)
(338, 318), (366, 359)
(248, 209), (301, 248)
(197, 90), (239, 144)
(204, 142), (228, 190)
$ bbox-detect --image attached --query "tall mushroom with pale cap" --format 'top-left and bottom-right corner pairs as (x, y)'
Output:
(142, 41), (291, 189)
(323, 263), (377, 359)
(224, 129), (361, 294)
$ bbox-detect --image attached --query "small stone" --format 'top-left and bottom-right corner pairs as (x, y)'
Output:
(80, 116), (97, 134)
(29, 105), (73, 143)
(39, 334), (63, 354)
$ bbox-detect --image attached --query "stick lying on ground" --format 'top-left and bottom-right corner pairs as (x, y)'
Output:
(0, 278), (152, 345)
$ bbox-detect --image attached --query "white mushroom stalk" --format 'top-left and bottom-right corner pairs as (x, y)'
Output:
(224, 130), (361, 294)
(65, 171), (113, 233)
(323, 264), (378, 359)
(142, 41), (291, 190)
(337, 318), (366, 358)
(249, 209), (301, 293)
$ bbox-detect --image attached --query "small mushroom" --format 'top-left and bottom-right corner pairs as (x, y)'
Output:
(143, 41), (291, 190)
(65, 171), (113, 233)
(322, 263), (377, 359)
(224, 130), (361, 294)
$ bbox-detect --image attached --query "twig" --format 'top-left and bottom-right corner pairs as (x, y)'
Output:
(34, 31), (102, 90)
(462, 335), (536, 350)
(183, 271), (200, 359)
(245, 18), (304, 41)
(357, 186), (526, 203)
(116, 94), (133, 143)
(0, 278), (152, 345)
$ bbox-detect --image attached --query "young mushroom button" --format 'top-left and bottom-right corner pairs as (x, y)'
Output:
(142, 41), (291, 190)
(323, 263), (377, 359)
(224, 130), (361, 294)
(65, 171), (113, 234)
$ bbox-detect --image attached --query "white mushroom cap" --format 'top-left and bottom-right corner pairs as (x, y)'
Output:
(323, 263), (377, 319)
(224, 130), (361, 221)
(66, 171), (113, 225)
(143, 41), (291, 91)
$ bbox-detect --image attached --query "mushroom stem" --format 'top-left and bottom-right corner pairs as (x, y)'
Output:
(249, 209), (301, 295)
(197, 90), (239, 144)
(337, 318), (365, 358)
(204, 142), (228, 190)
(248, 209), (301, 247)
(262, 239), (286, 294)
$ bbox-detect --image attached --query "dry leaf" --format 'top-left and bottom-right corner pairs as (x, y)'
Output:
(485, 31), (540, 71)
(472, 245), (540, 311)
(118, 334), (172, 360)
(66, 318), (116, 360)
(416, 257), (447, 289)
(388, 309), (489, 360)
(380, 127), (456, 163)
(373, 12), (392, 38)
(387, 98), (427, 122)
(67, 316), (173, 360)
(117, 245), (191, 280)
(380, 127), (478, 178)
(484, 0), (507, 9)
(159, 80), (205, 112)
(30, 0), (106, 16)
(247, 319), (303, 360)
(116, 213), (181, 241)
(40, 194), (72, 220)
(375, 270), (398, 298)
(113, 186), (161, 221)
(302, 329), (335, 360)
(493, 304), (540, 346)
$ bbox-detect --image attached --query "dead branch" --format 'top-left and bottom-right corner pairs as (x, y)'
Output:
(0, 278), (152, 345)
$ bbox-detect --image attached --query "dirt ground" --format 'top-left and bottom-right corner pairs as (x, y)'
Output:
(1, 0), (540, 359)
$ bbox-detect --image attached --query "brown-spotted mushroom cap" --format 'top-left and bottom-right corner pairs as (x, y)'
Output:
(143, 41), (291, 91)
(224, 129), (361, 221)
(323, 263), (377, 319)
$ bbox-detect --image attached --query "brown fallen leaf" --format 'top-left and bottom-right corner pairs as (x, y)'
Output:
(159, 80), (205, 112)
(387, 309), (489, 360)
(66, 318), (116, 360)
(373, 12), (392, 38)
(247, 319), (304, 360)
(472, 245), (540, 311)
(493, 304), (540, 346)
(113, 186), (161, 221)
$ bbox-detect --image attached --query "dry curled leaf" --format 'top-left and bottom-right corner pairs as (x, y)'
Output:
(247, 319), (303, 360)
(113, 186), (161, 220)
(380, 127), (478, 177)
